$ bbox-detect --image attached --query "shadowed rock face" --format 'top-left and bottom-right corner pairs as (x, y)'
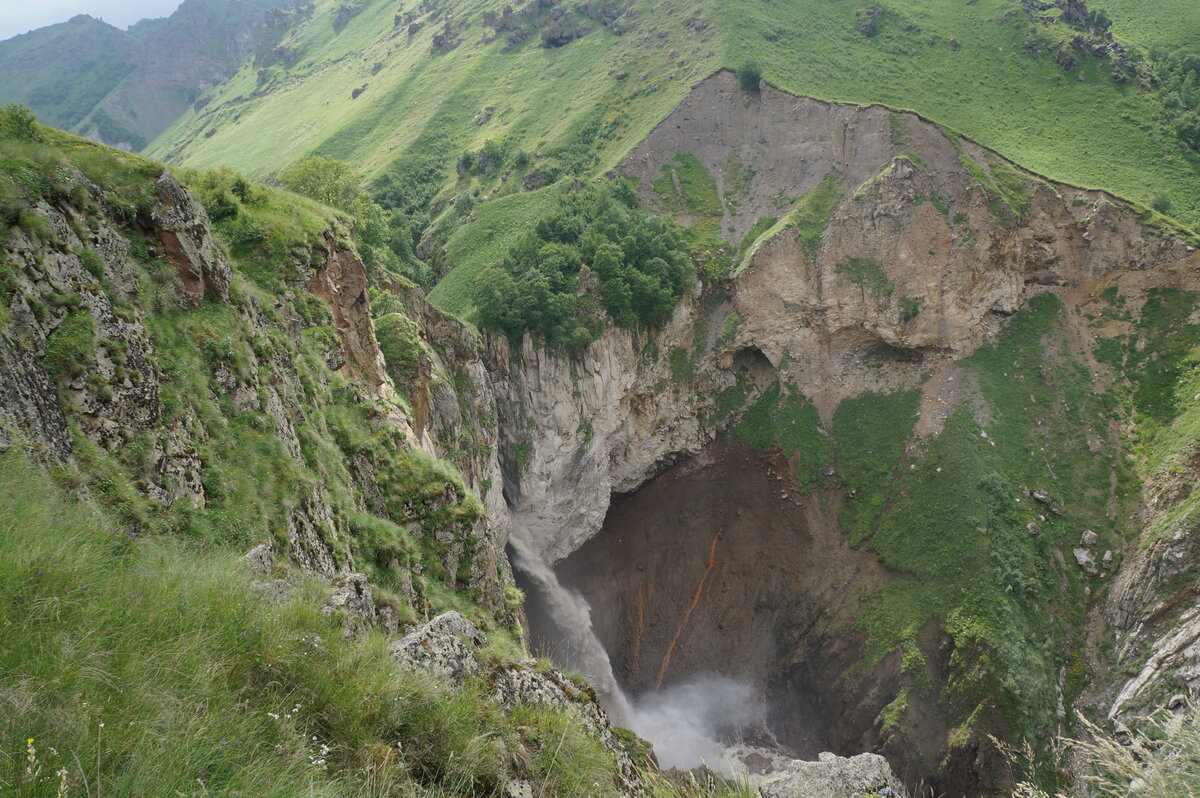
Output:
(554, 441), (889, 756)
(540, 441), (975, 792)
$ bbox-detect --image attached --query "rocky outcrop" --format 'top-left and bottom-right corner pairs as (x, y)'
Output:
(759, 752), (906, 798)
(311, 231), (389, 394)
(391, 611), (646, 795)
(0, 163), (513, 629)
(152, 170), (231, 306)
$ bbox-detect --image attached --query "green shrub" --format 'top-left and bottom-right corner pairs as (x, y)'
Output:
(76, 248), (106, 280)
(737, 61), (762, 93)
(43, 309), (95, 381)
(473, 182), (694, 347)
(0, 104), (42, 142)
(376, 311), (426, 381)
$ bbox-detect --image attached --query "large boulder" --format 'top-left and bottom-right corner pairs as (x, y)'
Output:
(388, 611), (484, 683)
(759, 752), (907, 798)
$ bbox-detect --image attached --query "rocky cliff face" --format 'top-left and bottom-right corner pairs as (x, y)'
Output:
(0, 156), (507, 606)
(0, 140), (661, 795)
(472, 71), (1200, 796)
(7, 70), (1200, 797)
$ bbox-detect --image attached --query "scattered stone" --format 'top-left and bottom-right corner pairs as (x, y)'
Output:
(1027, 522), (1041, 536)
(474, 106), (495, 125)
(1102, 550), (1113, 567)
(1032, 488), (1064, 515)
(249, 579), (292, 604)
(759, 752), (907, 798)
(322, 572), (378, 636)
(244, 543), (275, 574)
(1073, 548), (1098, 576)
(1168, 693), (1188, 710)
(504, 780), (533, 798)
(1081, 529), (1099, 547)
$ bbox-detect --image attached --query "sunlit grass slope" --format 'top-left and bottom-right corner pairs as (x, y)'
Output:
(150, 0), (1200, 230)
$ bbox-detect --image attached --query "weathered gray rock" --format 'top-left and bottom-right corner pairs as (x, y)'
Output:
(491, 662), (644, 794)
(388, 611), (483, 683)
(322, 572), (378, 636)
(244, 544), (275, 574)
(503, 780), (533, 798)
(249, 579), (292, 604)
(759, 752), (907, 798)
(1081, 529), (1099, 547)
(1074, 547), (1098, 575)
(151, 170), (231, 306)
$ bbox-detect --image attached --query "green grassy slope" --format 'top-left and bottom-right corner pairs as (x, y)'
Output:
(150, 0), (1200, 238)
(0, 124), (679, 798)
(148, 0), (711, 183)
(426, 182), (567, 319)
(718, 0), (1200, 225)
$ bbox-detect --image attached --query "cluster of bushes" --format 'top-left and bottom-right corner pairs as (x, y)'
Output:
(473, 181), (693, 348)
(277, 155), (428, 282)
(1153, 49), (1200, 153)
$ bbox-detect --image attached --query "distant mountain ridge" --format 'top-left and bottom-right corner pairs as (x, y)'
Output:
(0, 0), (299, 149)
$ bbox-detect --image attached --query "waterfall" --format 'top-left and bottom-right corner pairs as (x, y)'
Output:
(508, 526), (635, 724)
(509, 526), (763, 775)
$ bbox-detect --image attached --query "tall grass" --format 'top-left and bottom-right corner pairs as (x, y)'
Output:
(0, 449), (631, 797)
(1009, 706), (1200, 798)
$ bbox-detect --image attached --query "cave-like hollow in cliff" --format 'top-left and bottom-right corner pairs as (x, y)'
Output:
(511, 438), (917, 777)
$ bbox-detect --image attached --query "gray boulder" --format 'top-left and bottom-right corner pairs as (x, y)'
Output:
(759, 752), (906, 798)
(388, 611), (484, 684)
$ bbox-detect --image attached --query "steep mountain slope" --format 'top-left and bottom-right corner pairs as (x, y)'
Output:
(6, 1), (1200, 795)
(0, 0), (294, 150)
(0, 120), (682, 797)
(147, 0), (1200, 229)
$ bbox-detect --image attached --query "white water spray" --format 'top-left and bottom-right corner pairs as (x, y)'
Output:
(509, 527), (763, 775)
(509, 528), (634, 723)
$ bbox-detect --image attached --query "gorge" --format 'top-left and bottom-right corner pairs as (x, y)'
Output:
(3, 8), (1200, 795)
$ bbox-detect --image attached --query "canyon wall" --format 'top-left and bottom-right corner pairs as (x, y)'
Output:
(462, 71), (1200, 795)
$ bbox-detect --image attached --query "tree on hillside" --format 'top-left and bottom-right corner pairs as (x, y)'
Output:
(279, 155), (360, 208)
(279, 154), (427, 283)
(0, 104), (42, 142)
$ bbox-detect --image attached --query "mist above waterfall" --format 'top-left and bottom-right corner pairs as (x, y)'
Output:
(510, 528), (763, 775)
(627, 676), (765, 774)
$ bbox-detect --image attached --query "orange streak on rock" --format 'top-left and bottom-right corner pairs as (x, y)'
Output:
(656, 531), (721, 688)
(633, 584), (646, 683)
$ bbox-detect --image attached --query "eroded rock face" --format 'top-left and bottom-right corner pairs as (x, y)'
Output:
(483, 70), (1199, 796)
(152, 170), (231, 307)
(501, 70), (1192, 566)
(310, 232), (390, 394)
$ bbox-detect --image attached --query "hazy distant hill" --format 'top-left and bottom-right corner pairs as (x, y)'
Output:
(0, 0), (298, 149)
